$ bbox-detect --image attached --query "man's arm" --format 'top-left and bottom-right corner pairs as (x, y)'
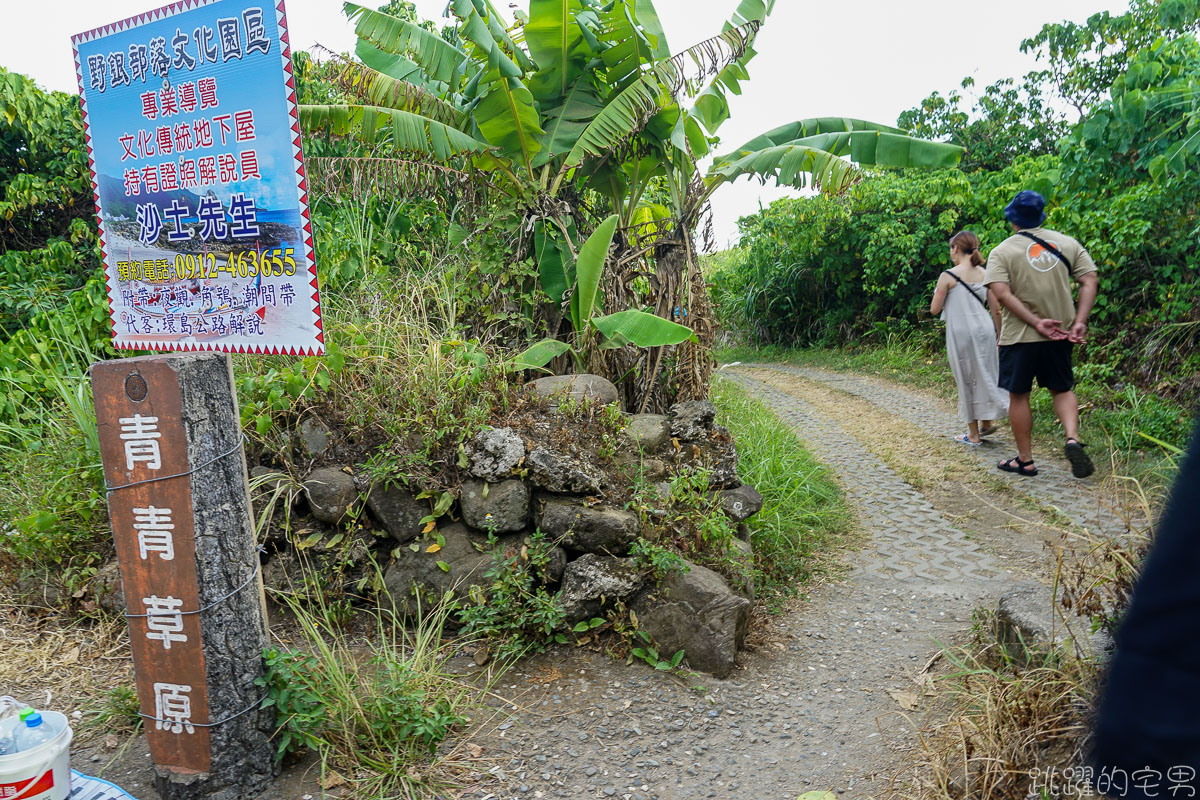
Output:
(986, 287), (1003, 337)
(989, 281), (1069, 341)
(1069, 272), (1100, 344)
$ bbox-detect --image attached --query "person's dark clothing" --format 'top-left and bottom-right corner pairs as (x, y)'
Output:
(1092, 422), (1200, 798)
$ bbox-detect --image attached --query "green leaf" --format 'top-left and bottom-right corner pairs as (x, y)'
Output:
(526, 0), (590, 101)
(510, 338), (573, 371)
(344, 2), (467, 85)
(534, 222), (571, 302)
(571, 214), (619, 330)
(436, 560), (451, 572)
(633, 0), (671, 58)
(473, 73), (546, 172)
(300, 104), (491, 161)
(255, 414), (272, 435)
(590, 309), (697, 348)
(449, 0), (535, 78)
(535, 80), (605, 166)
(572, 621), (590, 632)
(669, 649), (685, 668)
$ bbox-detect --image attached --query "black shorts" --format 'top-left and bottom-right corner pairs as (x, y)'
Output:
(998, 341), (1075, 394)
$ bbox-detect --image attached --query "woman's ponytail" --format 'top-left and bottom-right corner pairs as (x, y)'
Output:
(950, 230), (985, 267)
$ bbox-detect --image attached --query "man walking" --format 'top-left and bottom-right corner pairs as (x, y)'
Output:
(984, 190), (1100, 478)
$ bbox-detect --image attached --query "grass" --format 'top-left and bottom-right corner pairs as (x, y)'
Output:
(264, 576), (493, 799)
(710, 376), (855, 603)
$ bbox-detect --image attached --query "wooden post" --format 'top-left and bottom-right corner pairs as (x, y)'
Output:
(93, 353), (275, 799)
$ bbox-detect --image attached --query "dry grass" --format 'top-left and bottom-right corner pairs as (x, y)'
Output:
(0, 596), (136, 746)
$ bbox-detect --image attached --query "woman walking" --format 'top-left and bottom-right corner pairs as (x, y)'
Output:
(929, 231), (1010, 445)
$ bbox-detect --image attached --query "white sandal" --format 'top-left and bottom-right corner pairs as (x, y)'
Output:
(954, 433), (983, 447)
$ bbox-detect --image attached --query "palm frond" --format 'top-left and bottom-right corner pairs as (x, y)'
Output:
(329, 56), (464, 127)
(472, 73), (546, 172)
(535, 77), (605, 166)
(691, 0), (776, 135)
(526, 0), (591, 101)
(300, 104), (491, 161)
(449, 0), (535, 79)
(308, 156), (490, 205)
(561, 21), (761, 171)
(344, 2), (467, 85)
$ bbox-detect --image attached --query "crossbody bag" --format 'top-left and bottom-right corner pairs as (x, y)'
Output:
(944, 270), (988, 308)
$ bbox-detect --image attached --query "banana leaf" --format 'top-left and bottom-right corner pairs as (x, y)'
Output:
(591, 309), (696, 348)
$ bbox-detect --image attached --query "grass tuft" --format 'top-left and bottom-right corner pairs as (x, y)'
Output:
(710, 376), (855, 603)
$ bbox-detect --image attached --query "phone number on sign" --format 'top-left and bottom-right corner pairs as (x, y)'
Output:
(175, 248), (298, 280)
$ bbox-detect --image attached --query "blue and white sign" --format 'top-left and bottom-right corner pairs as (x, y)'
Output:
(73, 0), (323, 355)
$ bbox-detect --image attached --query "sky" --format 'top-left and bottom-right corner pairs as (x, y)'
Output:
(6, 0), (1130, 247)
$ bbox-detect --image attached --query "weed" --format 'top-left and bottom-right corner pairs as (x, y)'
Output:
(629, 538), (688, 581)
(262, 578), (478, 798)
(455, 530), (566, 662)
(630, 630), (687, 673)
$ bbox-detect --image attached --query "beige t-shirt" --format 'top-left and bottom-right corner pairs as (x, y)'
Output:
(984, 227), (1099, 345)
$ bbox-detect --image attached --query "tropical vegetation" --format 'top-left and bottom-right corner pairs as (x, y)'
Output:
(711, 0), (1200, 449)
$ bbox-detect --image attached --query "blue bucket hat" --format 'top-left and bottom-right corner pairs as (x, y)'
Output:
(1004, 190), (1046, 229)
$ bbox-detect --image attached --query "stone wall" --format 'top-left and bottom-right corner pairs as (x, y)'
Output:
(237, 376), (764, 677)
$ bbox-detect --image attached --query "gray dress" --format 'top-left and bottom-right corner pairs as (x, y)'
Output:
(941, 276), (1009, 423)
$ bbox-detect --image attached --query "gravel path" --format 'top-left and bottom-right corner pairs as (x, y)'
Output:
(458, 365), (1127, 800)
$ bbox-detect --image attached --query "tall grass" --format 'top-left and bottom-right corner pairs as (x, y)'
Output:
(710, 376), (854, 602)
(265, 573), (489, 799)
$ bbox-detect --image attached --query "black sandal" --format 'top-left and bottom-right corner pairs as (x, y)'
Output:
(1065, 439), (1095, 479)
(998, 457), (1038, 477)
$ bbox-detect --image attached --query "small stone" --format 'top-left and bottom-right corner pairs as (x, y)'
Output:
(527, 374), (621, 408)
(297, 417), (332, 457)
(623, 414), (671, 452)
(460, 478), (530, 534)
(303, 467), (357, 524)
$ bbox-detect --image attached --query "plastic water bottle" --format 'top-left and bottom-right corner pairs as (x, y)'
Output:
(0, 719), (14, 756)
(13, 712), (56, 753)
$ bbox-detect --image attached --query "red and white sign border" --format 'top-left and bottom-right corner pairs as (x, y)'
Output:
(71, 0), (324, 357)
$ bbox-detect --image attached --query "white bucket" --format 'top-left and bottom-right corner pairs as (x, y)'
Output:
(0, 711), (72, 800)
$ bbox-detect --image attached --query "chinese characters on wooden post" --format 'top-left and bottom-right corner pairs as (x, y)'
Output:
(93, 354), (274, 799)
(72, 0), (322, 356)
(93, 360), (213, 773)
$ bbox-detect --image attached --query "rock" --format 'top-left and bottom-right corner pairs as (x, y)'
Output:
(382, 524), (495, 615)
(669, 400), (716, 441)
(540, 546), (569, 585)
(538, 499), (640, 555)
(527, 374), (621, 408)
(527, 447), (606, 494)
(262, 549), (302, 596)
(728, 539), (756, 602)
(91, 560), (125, 613)
(559, 554), (645, 623)
(364, 482), (429, 543)
(632, 560), (751, 679)
(303, 467), (359, 523)
(675, 426), (740, 489)
(718, 485), (763, 522)
(623, 414), (671, 452)
(297, 417), (332, 458)
(461, 479), (530, 534)
(469, 427), (526, 482)
(994, 584), (1111, 663)
(736, 522), (752, 543)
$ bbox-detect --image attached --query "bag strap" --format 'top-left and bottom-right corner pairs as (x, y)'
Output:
(1016, 231), (1072, 270)
(944, 270), (988, 309)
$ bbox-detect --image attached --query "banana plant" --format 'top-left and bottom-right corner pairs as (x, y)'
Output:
(511, 214), (696, 372)
(298, 0), (962, 406)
